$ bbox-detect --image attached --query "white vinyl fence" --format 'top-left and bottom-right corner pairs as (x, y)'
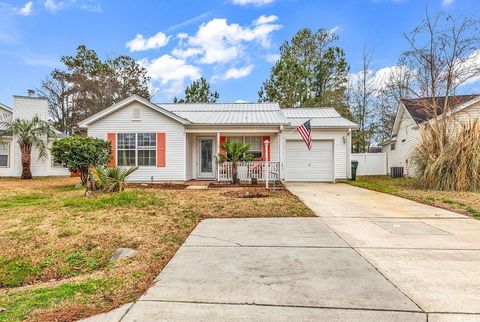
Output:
(351, 153), (387, 176)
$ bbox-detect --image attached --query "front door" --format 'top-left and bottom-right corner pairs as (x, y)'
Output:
(197, 137), (215, 179)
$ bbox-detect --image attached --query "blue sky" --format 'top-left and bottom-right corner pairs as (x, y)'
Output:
(0, 0), (479, 105)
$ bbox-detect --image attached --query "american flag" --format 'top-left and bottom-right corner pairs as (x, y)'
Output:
(297, 120), (312, 150)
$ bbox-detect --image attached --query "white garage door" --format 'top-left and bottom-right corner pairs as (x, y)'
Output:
(286, 140), (334, 182)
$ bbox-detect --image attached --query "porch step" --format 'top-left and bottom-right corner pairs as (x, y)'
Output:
(186, 185), (209, 190)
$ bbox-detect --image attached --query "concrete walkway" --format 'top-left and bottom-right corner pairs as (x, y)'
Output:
(86, 183), (480, 321)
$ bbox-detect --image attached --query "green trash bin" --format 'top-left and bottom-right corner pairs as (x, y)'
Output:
(351, 160), (359, 181)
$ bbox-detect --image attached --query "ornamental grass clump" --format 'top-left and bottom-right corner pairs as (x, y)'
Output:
(413, 119), (480, 191)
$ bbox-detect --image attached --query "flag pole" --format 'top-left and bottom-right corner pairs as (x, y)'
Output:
(285, 119), (312, 135)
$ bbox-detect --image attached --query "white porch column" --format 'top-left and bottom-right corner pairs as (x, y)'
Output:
(278, 126), (282, 181)
(216, 132), (220, 181)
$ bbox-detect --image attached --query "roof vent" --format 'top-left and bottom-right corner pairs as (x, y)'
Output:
(27, 89), (35, 97)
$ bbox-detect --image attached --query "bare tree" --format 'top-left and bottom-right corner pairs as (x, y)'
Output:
(38, 70), (75, 135)
(349, 48), (376, 152)
(375, 67), (412, 142)
(398, 12), (480, 137)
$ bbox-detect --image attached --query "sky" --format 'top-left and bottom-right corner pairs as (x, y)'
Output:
(0, 0), (479, 106)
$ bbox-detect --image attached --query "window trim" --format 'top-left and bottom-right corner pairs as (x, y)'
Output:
(132, 106), (141, 121)
(117, 133), (157, 167)
(226, 135), (263, 160)
(0, 142), (10, 168)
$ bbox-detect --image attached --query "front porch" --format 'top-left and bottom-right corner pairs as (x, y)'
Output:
(185, 129), (282, 182)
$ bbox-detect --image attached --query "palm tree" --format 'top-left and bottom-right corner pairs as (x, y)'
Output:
(218, 140), (252, 184)
(0, 116), (55, 179)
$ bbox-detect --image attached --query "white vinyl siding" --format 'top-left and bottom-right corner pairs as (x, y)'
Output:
(286, 140), (334, 182)
(384, 107), (420, 176)
(87, 101), (186, 182)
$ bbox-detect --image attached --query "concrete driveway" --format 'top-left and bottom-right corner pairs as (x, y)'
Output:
(87, 183), (480, 322)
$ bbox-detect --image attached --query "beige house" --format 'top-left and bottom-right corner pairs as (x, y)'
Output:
(381, 95), (480, 176)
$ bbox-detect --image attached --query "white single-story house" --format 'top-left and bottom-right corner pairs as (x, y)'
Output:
(79, 95), (358, 183)
(0, 95), (70, 177)
(380, 94), (480, 176)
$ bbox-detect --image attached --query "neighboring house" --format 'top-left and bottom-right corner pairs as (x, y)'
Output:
(79, 95), (358, 183)
(381, 94), (480, 176)
(0, 95), (70, 177)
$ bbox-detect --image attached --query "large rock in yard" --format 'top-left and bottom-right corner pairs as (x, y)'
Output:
(111, 248), (137, 261)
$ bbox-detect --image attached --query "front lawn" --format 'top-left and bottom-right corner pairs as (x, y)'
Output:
(0, 177), (313, 321)
(348, 176), (480, 218)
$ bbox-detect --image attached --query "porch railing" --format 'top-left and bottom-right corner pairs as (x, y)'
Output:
(218, 161), (280, 182)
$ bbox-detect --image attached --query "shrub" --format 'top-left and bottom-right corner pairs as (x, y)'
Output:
(412, 119), (480, 191)
(51, 136), (112, 184)
(92, 166), (138, 193)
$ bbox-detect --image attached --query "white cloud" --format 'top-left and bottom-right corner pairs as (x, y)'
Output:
(234, 99), (250, 103)
(126, 32), (171, 52)
(215, 64), (255, 81)
(231, 0), (275, 6)
(454, 49), (480, 86)
(442, 0), (454, 6)
(254, 14), (278, 25)
(15, 1), (33, 16)
(171, 47), (202, 59)
(165, 10), (213, 32)
(139, 55), (201, 95)
(185, 16), (281, 64)
(265, 53), (280, 63)
(177, 33), (189, 39)
(329, 26), (341, 34)
(44, 0), (59, 12)
(349, 65), (410, 94)
(43, 0), (102, 13)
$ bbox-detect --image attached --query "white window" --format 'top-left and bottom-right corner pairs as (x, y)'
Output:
(0, 143), (9, 167)
(226, 136), (263, 159)
(137, 133), (156, 166)
(245, 136), (262, 159)
(117, 133), (156, 166)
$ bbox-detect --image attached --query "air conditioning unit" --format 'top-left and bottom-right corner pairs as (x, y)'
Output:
(390, 167), (404, 178)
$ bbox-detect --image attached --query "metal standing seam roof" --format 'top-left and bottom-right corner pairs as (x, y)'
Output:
(157, 102), (287, 125)
(155, 102), (357, 128)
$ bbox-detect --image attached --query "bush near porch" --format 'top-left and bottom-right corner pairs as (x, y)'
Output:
(0, 177), (313, 322)
(348, 176), (480, 218)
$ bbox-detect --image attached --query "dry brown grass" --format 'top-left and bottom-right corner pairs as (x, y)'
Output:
(0, 177), (313, 321)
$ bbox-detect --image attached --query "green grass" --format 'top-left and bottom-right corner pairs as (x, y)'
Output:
(0, 278), (121, 322)
(0, 257), (40, 288)
(0, 194), (51, 210)
(62, 190), (165, 211)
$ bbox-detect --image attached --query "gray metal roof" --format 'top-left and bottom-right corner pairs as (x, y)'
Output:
(281, 108), (340, 118)
(157, 102), (286, 125)
(287, 117), (358, 128)
(159, 102), (280, 112)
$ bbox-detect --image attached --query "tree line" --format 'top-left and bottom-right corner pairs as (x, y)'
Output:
(40, 11), (479, 154)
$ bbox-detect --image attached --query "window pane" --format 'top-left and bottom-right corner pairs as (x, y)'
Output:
(251, 151), (262, 159)
(0, 144), (8, 167)
(138, 150), (156, 166)
(245, 136), (262, 150)
(118, 150), (136, 166)
(0, 155), (7, 167)
(227, 136), (242, 144)
(138, 133), (156, 148)
(118, 133), (136, 149)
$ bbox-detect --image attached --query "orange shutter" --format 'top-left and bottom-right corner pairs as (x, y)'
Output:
(262, 136), (270, 161)
(107, 133), (116, 166)
(220, 136), (226, 156)
(157, 133), (166, 167)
